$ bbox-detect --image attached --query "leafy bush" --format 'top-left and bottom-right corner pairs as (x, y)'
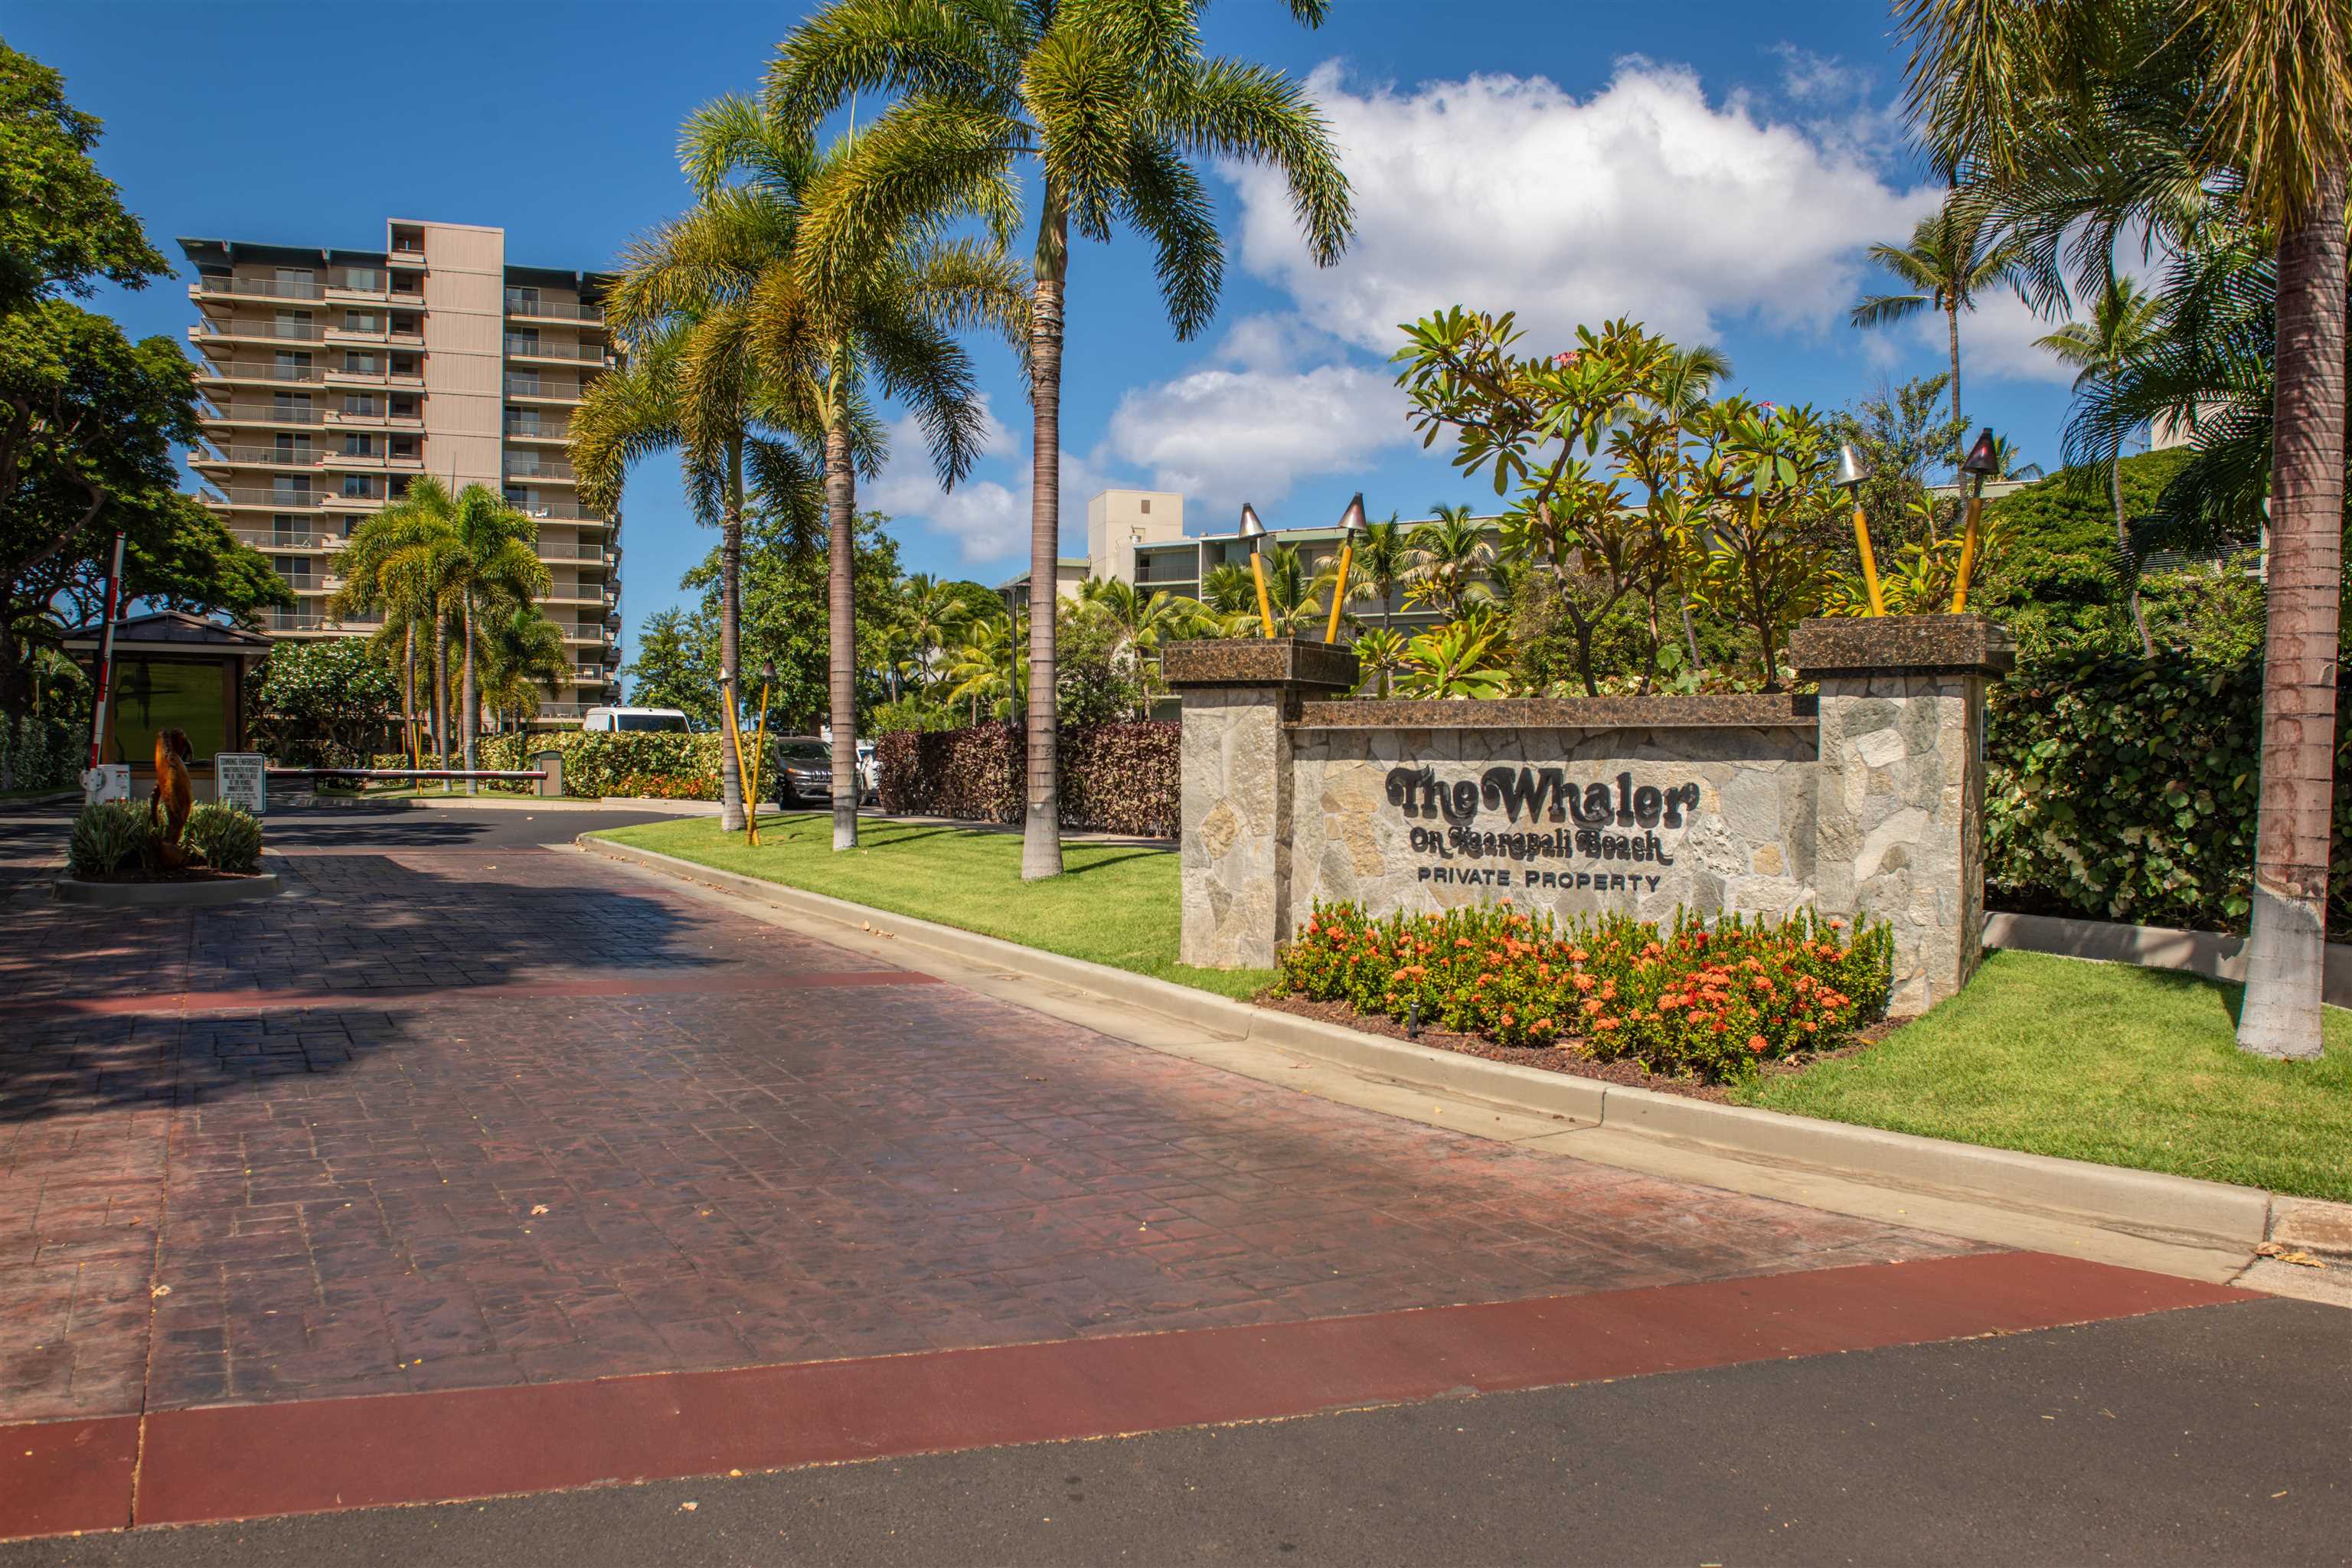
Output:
(875, 720), (1178, 835)
(1278, 900), (1892, 1083)
(67, 800), (152, 878)
(0, 716), (79, 792)
(478, 731), (724, 800)
(182, 802), (263, 874)
(1980, 651), (2347, 934)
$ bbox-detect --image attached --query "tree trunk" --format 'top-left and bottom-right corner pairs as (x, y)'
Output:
(403, 622), (418, 767)
(432, 609), (449, 775)
(1946, 299), (1965, 471)
(2236, 166), (2347, 1063)
(1021, 207), (1070, 880)
(2114, 439), (2154, 658)
(717, 436), (746, 832)
(825, 408), (859, 851)
(460, 592), (479, 796)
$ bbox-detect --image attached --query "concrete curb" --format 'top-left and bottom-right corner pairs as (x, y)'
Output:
(1986, 909), (2352, 1008)
(51, 873), (280, 907)
(582, 835), (2305, 1255)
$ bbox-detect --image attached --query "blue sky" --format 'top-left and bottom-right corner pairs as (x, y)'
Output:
(15, 0), (2087, 664)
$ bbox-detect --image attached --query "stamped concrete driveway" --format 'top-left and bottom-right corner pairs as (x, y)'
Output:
(0, 808), (2275, 1549)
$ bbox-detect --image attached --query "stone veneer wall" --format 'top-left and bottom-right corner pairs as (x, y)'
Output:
(1168, 618), (2012, 1012)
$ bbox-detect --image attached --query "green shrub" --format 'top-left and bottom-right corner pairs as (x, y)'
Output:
(1277, 900), (1892, 1084)
(874, 720), (1178, 835)
(183, 802), (263, 874)
(479, 731), (724, 799)
(1, 717), (80, 793)
(67, 800), (152, 878)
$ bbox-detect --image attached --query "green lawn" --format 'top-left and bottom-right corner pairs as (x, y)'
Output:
(591, 812), (1276, 1000)
(1734, 949), (2352, 1202)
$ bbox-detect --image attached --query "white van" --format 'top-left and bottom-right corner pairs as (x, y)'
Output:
(581, 706), (696, 733)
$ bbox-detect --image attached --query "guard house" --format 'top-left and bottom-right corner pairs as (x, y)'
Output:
(62, 611), (272, 800)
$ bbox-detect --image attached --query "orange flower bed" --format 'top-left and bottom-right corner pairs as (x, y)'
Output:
(1276, 900), (1893, 1083)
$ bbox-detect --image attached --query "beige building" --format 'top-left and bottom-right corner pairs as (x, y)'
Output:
(180, 219), (620, 725)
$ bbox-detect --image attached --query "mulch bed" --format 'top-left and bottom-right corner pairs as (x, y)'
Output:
(1256, 993), (1905, 1104)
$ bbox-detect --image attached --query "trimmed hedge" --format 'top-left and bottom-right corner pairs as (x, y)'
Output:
(1984, 652), (2352, 935)
(2, 716), (78, 793)
(477, 731), (724, 800)
(876, 720), (1180, 837)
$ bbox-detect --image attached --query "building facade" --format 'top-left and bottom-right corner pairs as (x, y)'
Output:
(180, 219), (621, 725)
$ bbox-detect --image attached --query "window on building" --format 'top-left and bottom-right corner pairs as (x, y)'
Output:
(508, 286), (541, 313)
(344, 312), (380, 333)
(274, 267), (315, 290)
(343, 266), (380, 292)
(343, 433), (374, 456)
(106, 661), (228, 769)
(273, 309), (311, 338)
(1139, 498), (1152, 514)
(344, 394), (378, 415)
(341, 475), (370, 498)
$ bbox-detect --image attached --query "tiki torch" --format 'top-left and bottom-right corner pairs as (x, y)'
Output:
(1326, 492), (1366, 645)
(1238, 503), (1276, 639)
(1950, 426), (1999, 612)
(746, 659), (774, 848)
(1833, 444), (1885, 616)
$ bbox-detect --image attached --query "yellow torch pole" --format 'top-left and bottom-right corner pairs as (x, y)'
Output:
(1324, 541), (1353, 645)
(725, 681), (750, 840)
(1950, 490), (1984, 613)
(1852, 502), (1886, 616)
(1250, 550), (1276, 639)
(745, 678), (772, 848)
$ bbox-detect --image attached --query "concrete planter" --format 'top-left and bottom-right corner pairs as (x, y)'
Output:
(52, 873), (280, 907)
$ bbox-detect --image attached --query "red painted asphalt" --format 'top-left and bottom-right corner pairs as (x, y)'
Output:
(0, 969), (939, 1020)
(2, 1252), (2253, 1540)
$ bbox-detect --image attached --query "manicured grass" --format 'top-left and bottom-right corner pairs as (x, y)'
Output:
(592, 812), (1276, 1001)
(1733, 949), (2352, 1202)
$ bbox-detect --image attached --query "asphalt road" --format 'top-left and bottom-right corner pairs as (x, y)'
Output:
(0, 800), (684, 864)
(4, 1298), (2342, 1568)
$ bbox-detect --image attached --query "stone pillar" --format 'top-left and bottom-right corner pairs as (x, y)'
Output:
(1790, 614), (2014, 1012)
(1165, 639), (1359, 968)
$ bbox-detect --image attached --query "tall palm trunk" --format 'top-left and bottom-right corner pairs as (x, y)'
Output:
(432, 608), (449, 773)
(825, 402), (859, 851)
(2236, 166), (2347, 1063)
(717, 436), (746, 832)
(460, 591), (479, 796)
(1945, 298), (1965, 470)
(2113, 439), (2154, 657)
(1021, 205), (1069, 881)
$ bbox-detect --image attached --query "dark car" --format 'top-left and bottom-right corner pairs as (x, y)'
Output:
(769, 737), (835, 808)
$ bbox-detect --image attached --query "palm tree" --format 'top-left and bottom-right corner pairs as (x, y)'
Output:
(1898, 0), (2351, 1057)
(1200, 561), (1259, 620)
(330, 478), (464, 771)
(1351, 627), (1406, 698)
(771, 0), (1354, 880)
(1076, 577), (1204, 717)
(1350, 515), (1413, 631)
(946, 611), (1026, 724)
(682, 100), (1024, 852)
(478, 605), (569, 733)
(895, 572), (969, 699)
(1405, 506), (1494, 618)
(2037, 276), (2164, 654)
(1850, 198), (2022, 465)
(443, 486), (552, 790)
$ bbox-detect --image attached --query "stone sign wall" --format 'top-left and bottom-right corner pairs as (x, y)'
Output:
(1166, 616), (2013, 1012)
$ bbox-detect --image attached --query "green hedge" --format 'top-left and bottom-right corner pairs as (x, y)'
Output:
(875, 720), (1181, 837)
(2, 716), (79, 792)
(478, 731), (725, 800)
(1984, 652), (2352, 934)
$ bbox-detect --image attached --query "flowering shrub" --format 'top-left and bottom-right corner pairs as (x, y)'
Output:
(1276, 900), (1893, 1083)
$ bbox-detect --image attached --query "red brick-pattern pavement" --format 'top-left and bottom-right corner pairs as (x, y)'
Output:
(1, 846), (1988, 1426)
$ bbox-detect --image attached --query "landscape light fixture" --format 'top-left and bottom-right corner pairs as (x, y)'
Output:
(1833, 444), (1886, 616)
(1237, 503), (1276, 639)
(1326, 493), (1367, 644)
(1950, 426), (1999, 612)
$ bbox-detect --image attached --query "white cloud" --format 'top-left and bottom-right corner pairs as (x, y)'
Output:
(1102, 348), (1417, 521)
(1228, 60), (1940, 353)
(1901, 292), (2076, 390)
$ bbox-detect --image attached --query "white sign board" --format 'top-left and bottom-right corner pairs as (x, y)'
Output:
(214, 753), (266, 817)
(80, 764), (129, 806)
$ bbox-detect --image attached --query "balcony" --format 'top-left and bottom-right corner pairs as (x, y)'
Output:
(204, 403), (328, 428)
(515, 499), (606, 523)
(505, 292), (605, 324)
(268, 609), (333, 632)
(323, 270), (390, 301)
(502, 375), (585, 403)
(196, 361), (327, 387)
(504, 455), (574, 482)
(205, 486), (325, 510)
(192, 318), (326, 345)
(325, 324), (390, 346)
(230, 527), (338, 550)
(504, 336), (609, 364)
(194, 444), (328, 469)
(192, 275), (324, 302)
(503, 418), (568, 443)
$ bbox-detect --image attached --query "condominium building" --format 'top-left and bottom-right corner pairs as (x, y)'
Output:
(180, 219), (621, 725)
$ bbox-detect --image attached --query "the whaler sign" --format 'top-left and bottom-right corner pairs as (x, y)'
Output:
(1383, 765), (1703, 895)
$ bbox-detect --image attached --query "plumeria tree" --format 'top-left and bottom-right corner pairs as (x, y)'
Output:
(1688, 397), (1842, 687)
